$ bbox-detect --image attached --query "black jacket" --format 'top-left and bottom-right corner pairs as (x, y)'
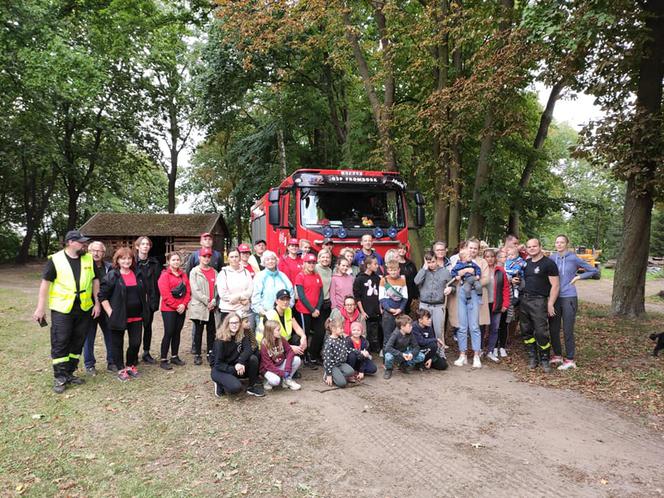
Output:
(211, 336), (252, 374)
(98, 269), (148, 331)
(136, 256), (161, 311)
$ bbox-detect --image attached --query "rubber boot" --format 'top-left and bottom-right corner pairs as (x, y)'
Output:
(539, 349), (552, 373)
(526, 344), (538, 369)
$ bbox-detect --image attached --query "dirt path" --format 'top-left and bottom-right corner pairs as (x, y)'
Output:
(576, 277), (664, 313)
(5, 264), (664, 496)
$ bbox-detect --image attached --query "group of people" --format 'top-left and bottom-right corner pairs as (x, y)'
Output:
(33, 229), (597, 396)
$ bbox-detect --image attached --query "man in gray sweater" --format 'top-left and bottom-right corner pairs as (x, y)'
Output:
(414, 251), (454, 340)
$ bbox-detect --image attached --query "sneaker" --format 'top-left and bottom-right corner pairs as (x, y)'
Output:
(213, 381), (223, 397)
(127, 366), (139, 378)
(472, 355), (482, 369)
(117, 369), (130, 382)
(85, 366), (97, 376)
(379, 349), (384, 358)
(263, 381), (273, 391)
(66, 374), (85, 385)
(383, 369), (393, 380)
(549, 355), (563, 365)
(283, 378), (301, 391)
(107, 363), (119, 373)
(558, 359), (577, 370)
(160, 360), (173, 371)
(142, 352), (156, 364)
(454, 354), (467, 367)
(247, 384), (266, 397)
(399, 364), (411, 375)
(170, 356), (185, 366)
(305, 360), (318, 370)
(486, 351), (499, 363)
(53, 377), (67, 394)
(499, 348), (508, 358)
(193, 355), (203, 366)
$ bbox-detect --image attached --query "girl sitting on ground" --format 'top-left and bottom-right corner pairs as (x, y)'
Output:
(322, 318), (356, 388)
(210, 312), (264, 398)
(345, 321), (377, 380)
(259, 320), (302, 391)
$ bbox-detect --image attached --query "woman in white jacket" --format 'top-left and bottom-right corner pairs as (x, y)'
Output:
(217, 247), (253, 325)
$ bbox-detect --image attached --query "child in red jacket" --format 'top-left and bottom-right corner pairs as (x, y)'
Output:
(260, 320), (301, 391)
(157, 252), (191, 370)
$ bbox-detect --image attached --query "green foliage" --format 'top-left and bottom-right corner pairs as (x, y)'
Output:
(651, 209), (664, 258)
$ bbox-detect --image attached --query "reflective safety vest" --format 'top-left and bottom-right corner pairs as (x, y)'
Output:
(48, 251), (95, 313)
(258, 307), (293, 345)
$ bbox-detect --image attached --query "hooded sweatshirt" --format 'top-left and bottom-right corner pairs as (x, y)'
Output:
(549, 251), (598, 298)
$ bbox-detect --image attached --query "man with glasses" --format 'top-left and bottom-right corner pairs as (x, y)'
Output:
(82, 241), (115, 375)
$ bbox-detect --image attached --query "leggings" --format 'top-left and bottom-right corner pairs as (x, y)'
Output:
(142, 309), (156, 353)
(111, 321), (142, 370)
(549, 296), (578, 359)
(210, 355), (259, 394)
(161, 311), (186, 359)
(192, 314), (216, 356)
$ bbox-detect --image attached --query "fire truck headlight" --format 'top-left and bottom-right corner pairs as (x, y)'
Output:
(387, 227), (397, 239)
(323, 226), (334, 238)
(337, 228), (347, 239)
(373, 227), (384, 239)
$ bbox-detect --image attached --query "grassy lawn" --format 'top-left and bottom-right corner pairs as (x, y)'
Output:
(507, 301), (664, 431)
(0, 287), (313, 497)
(601, 267), (664, 280)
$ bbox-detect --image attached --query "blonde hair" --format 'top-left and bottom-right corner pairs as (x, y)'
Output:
(216, 312), (244, 343)
(261, 320), (284, 357)
(325, 317), (343, 335)
(384, 249), (399, 265)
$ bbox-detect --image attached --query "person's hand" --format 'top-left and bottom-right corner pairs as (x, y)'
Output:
(240, 298), (249, 306)
(300, 336), (308, 350)
(230, 297), (239, 304)
(425, 359), (432, 369)
(312, 309), (320, 318)
(177, 304), (185, 314)
(357, 372), (364, 381)
(547, 303), (556, 317)
(235, 363), (245, 375)
(325, 375), (333, 386)
(403, 353), (413, 361)
(291, 345), (304, 355)
(501, 306), (507, 313)
(361, 350), (370, 358)
(437, 338), (445, 347)
(393, 309), (401, 315)
(444, 287), (453, 296)
(33, 307), (45, 323)
(91, 303), (101, 319)
(570, 276), (580, 285)
(361, 311), (369, 320)
(207, 301), (215, 311)
(512, 275), (521, 285)
(455, 275), (462, 282)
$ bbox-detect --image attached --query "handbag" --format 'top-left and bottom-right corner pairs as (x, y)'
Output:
(171, 281), (187, 298)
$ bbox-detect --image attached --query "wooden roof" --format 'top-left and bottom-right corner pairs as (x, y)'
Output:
(79, 213), (227, 237)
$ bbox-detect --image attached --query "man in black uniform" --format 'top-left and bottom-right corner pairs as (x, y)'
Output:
(33, 230), (102, 393)
(520, 238), (560, 373)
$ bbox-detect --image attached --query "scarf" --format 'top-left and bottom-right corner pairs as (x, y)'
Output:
(340, 307), (360, 336)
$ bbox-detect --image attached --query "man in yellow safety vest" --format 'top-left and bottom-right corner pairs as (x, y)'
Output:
(33, 230), (102, 393)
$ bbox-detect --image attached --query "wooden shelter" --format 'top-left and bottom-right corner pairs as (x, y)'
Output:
(79, 213), (228, 265)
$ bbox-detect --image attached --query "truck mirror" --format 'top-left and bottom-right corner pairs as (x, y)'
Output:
(268, 203), (280, 226)
(414, 191), (425, 205)
(416, 205), (425, 228)
(268, 188), (280, 203)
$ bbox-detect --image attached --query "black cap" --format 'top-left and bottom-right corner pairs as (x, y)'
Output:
(64, 230), (90, 243)
(275, 289), (291, 300)
(322, 237), (333, 245)
(255, 239), (266, 245)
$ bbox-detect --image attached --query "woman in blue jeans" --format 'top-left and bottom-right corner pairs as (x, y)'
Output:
(451, 248), (483, 369)
(548, 235), (598, 370)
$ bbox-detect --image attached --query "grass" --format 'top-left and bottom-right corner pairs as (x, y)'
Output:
(0, 288), (314, 498)
(507, 301), (664, 431)
(601, 267), (664, 281)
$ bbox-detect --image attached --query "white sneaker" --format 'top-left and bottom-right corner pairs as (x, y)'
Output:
(499, 348), (508, 358)
(283, 378), (301, 390)
(472, 355), (482, 369)
(486, 351), (499, 363)
(454, 354), (467, 367)
(557, 359), (577, 371)
(263, 381), (273, 391)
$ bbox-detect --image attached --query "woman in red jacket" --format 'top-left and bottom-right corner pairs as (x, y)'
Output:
(485, 249), (510, 362)
(158, 252), (191, 370)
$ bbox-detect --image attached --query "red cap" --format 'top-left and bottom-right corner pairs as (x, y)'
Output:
(200, 248), (213, 257)
(200, 232), (212, 239)
(238, 243), (251, 253)
(303, 253), (317, 263)
(288, 238), (299, 246)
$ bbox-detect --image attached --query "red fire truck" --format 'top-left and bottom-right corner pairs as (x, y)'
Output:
(250, 169), (425, 257)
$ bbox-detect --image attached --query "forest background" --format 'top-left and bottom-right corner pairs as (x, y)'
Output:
(1, 0), (662, 317)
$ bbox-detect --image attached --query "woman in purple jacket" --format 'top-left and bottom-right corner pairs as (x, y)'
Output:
(548, 235), (599, 370)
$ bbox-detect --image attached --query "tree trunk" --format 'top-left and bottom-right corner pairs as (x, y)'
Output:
(611, 0), (664, 317)
(277, 128), (287, 177)
(507, 79), (564, 236)
(447, 149), (461, 249)
(467, 110), (494, 238)
(168, 147), (178, 214)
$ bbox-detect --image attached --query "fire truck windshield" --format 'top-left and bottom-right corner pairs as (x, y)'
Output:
(300, 188), (405, 229)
